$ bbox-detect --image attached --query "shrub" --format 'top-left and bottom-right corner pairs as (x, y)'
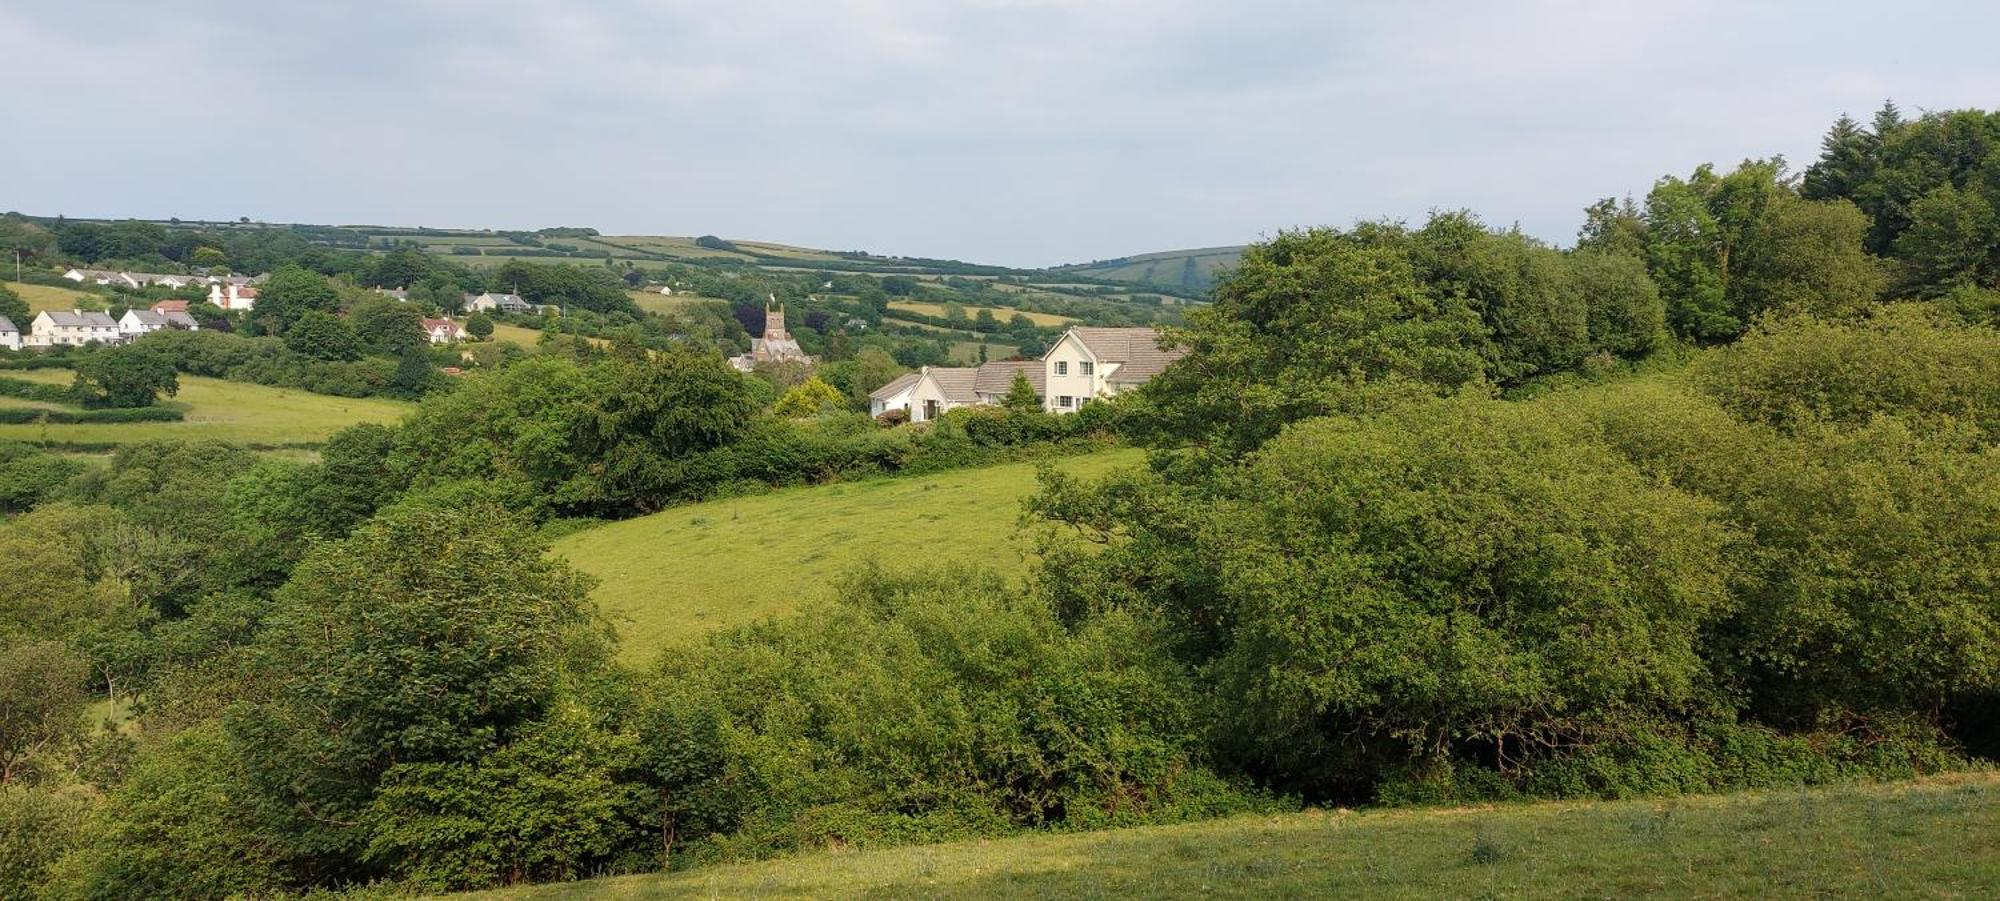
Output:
(632, 567), (1268, 867)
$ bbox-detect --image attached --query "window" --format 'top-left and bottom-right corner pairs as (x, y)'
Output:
(1054, 361), (1068, 376)
(923, 400), (942, 420)
(1079, 361), (1094, 376)
(1058, 396), (1073, 409)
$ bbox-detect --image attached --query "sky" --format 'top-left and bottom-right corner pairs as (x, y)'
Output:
(5, 1), (1998, 268)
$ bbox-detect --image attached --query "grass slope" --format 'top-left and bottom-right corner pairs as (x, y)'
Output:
(6, 281), (105, 314)
(1057, 246), (1244, 293)
(470, 772), (2000, 899)
(552, 449), (1142, 658)
(0, 369), (411, 448)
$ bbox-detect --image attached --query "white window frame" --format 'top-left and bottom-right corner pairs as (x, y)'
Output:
(1080, 361), (1094, 376)
(1058, 395), (1073, 409)
(1054, 361), (1068, 376)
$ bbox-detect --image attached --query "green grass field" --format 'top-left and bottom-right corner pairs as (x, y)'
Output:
(625, 291), (731, 316)
(6, 281), (107, 314)
(552, 448), (1142, 659)
(0, 369), (411, 449)
(471, 772), (2000, 899)
(1057, 246), (1244, 293)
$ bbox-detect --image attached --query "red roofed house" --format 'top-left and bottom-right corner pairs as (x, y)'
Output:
(422, 318), (468, 344)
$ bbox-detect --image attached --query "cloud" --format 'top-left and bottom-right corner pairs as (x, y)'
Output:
(4, 1), (1998, 265)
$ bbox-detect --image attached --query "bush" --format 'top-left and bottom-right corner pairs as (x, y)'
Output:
(0, 407), (185, 424)
(632, 567), (1268, 866)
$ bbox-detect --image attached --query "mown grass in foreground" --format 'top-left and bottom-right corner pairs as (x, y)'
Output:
(467, 772), (2000, 899)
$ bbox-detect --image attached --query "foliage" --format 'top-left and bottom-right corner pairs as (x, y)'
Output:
(466, 311), (496, 340)
(254, 263), (341, 334)
(0, 441), (86, 512)
(0, 282), (27, 326)
(1001, 372), (1041, 411)
(349, 296), (429, 356)
(70, 345), (179, 408)
(0, 641), (92, 785)
(633, 567), (1266, 866)
(283, 309), (364, 361)
(772, 376), (845, 417)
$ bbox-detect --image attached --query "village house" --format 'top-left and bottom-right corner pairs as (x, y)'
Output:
(208, 283), (258, 311)
(118, 308), (200, 340)
(150, 300), (191, 315)
(463, 292), (532, 314)
(27, 310), (121, 347)
(421, 317), (468, 344)
(865, 327), (1178, 421)
(377, 287), (412, 302)
(729, 301), (814, 373)
(0, 316), (19, 352)
(1040, 326), (1185, 413)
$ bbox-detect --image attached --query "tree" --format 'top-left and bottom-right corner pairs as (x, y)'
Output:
(255, 264), (340, 334)
(349, 297), (428, 356)
(0, 283), (27, 328)
(772, 376), (844, 417)
(1569, 250), (1663, 356)
(1893, 185), (1998, 295)
(1732, 195), (1884, 319)
(283, 310), (363, 361)
(1576, 196), (1649, 258)
(223, 498), (603, 876)
(189, 246), (229, 269)
(1801, 114), (1877, 202)
(1001, 372), (1040, 412)
(71, 345), (179, 407)
(465, 312), (496, 340)
(391, 348), (438, 399)
(0, 641), (91, 784)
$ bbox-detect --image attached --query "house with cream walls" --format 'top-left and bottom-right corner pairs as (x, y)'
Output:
(1039, 326), (1185, 413)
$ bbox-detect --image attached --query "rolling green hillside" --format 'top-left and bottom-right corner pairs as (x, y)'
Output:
(551, 448), (1142, 659)
(1056, 246), (1245, 293)
(469, 772), (2000, 899)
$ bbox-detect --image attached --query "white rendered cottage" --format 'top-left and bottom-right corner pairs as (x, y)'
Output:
(0, 315), (19, 351)
(1040, 326), (1185, 413)
(118, 308), (200, 340)
(28, 310), (121, 347)
(421, 317), (468, 344)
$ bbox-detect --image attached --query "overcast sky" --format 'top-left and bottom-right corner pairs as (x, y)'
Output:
(5, 1), (1997, 267)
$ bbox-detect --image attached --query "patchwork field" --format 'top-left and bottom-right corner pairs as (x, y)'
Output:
(474, 772), (2000, 899)
(625, 291), (730, 316)
(889, 299), (1075, 327)
(0, 369), (412, 449)
(1057, 245), (1244, 293)
(551, 448), (1142, 659)
(6, 280), (106, 314)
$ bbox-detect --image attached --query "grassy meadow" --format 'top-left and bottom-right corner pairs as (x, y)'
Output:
(552, 448), (1142, 658)
(0, 368), (411, 448)
(6, 280), (106, 314)
(471, 772), (2000, 899)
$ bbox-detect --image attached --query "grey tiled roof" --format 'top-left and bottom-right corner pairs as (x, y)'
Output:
(868, 371), (920, 401)
(924, 367), (980, 404)
(43, 311), (118, 328)
(1066, 327), (1187, 383)
(0, 316), (15, 333)
(973, 360), (1044, 396)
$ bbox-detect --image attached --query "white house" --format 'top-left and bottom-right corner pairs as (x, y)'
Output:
(118, 308), (199, 340)
(464, 292), (532, 314)
(0, 316), (20, 352)
(421, 317), (468, 344)
(873, 360), (1046, 422)
(1040, 326), (1184, 413)
(28, 310), (121, 347)
(377, 287), (412, 302)
(868, 372), (920, 417)
(208, 283), (258, 311)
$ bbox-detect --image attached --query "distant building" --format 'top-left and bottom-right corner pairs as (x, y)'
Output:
(868, 372), (920, 417)
(118, 308), (199, 339)
(377, 287), (412, 302)
(876, 360), (1046, 423)
(728, 300), (814, 372)
(421, 317), (468, 344)
(150, 300), (191, 314)
(0, 316), (19, 352)
(28, 310), (120, 347)
(208, 283), (258, 311)
(463, 292), (532, 314)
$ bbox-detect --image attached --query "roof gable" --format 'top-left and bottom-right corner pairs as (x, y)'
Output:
(868, 371), (921, 401)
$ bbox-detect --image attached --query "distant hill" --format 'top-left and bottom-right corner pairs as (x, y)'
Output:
(1055, 245), (1245, 294)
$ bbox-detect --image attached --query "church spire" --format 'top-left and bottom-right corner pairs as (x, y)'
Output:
(764, 294), (788, 341)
